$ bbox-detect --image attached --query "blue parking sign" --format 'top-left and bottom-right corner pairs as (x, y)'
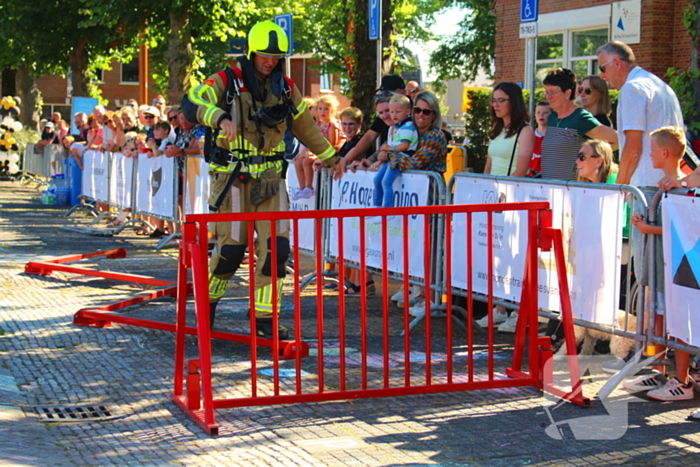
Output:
(521, 0), (538, 23)
(274, 14), (293, 55)
(369, 0), (381, 40)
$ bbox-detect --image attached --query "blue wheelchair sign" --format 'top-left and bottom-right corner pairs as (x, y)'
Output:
(521, 0), (539, 23)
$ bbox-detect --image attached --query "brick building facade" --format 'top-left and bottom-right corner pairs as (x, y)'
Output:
(493, 0), (693, 86)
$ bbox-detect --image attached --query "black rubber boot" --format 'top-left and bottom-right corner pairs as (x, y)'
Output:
(255, 317), (289, 340)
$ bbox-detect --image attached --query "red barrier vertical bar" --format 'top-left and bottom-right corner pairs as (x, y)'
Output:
(270, 219), (280, 396)
(511, 209), (536, 373)
(423, 213), (432, 385)
(467, 212), (474, 383)
(292, 218), (303, 394)
(402, 215), (411, 388)
(337, 216), (347, 392)
(551, 228), (583, 401)
(381, 215), (390, 389)
(359, 216), (368, 391)
(191, 221), (215, 426)
(173, 223), (194, 397)
(315, 216), (325, 393)
(527, 210), (540, 375)
(445, 213), (453, 384)
(249, 221), (258, 398)
(487, 211), (494, 380)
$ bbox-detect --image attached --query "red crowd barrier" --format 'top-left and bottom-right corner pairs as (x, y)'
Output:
(172, 202), (587, 436)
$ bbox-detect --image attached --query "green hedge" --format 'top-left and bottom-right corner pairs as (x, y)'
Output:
(463, 88), (619, 173)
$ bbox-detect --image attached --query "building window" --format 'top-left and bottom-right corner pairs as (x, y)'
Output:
(121, 59), (139, 84)
(319, 71), (332, 92)
(93, 69), (104, 83)
(535, 28), (608, 87)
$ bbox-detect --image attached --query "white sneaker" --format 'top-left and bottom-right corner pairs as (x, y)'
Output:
(622, 370), (666, 392)
(476, 308), (508, 327)
(396, 285), (423, 307)
(290, 189), (303, 201)
(498, 311), (519, 333)
(408, 300), (426, 318)
(390, 286), (405, 302)
(299, 187), (315, 199)
(647, 377), (694, 401)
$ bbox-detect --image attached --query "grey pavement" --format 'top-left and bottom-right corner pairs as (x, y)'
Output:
(1, 180), (700, 466)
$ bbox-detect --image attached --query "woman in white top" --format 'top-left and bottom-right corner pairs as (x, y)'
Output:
(484, 82), (535, 178)
(479, 82), (535, 332)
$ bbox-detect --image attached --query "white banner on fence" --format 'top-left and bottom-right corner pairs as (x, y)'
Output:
(286, 164), (318, 251)
(452, 176), (624, 324)
(662, 194), (700, 347)
(135, 153), (176, 218)
(329, 170), (430, 278)
(82, 150), (109, 202)
(184, 156), (211, 215)
(108, 152), (133, 208)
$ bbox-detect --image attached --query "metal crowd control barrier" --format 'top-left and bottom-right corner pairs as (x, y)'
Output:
(643, 189), (700, 357)
(447, 173), (649, 346)
(21, 143), (64, 187)
(172, 200), (584, 435)
(322, 169), (447, 318)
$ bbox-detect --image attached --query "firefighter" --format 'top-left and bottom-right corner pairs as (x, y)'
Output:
(183, 20), (341, 339)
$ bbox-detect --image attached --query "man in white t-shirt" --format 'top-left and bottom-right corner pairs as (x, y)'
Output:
(596, 41), (684, 371)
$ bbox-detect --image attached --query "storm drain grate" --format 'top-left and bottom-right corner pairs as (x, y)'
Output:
(32, 405), (124, 422)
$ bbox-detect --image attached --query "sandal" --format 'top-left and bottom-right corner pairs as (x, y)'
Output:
(365, 280), (376, 295)
(149, 228), (165, 239)
(345, 283), (362, 295)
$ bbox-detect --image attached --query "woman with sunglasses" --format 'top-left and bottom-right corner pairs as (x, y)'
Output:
(577, 76), (612, 127)
(575, 139), (618, 183)
(484, 82), (535, 179)
(541, 68), (617, 181)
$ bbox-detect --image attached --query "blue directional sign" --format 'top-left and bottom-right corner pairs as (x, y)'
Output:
(521, 0), (539, 23)
(369, 0), (381, 41)
(274, 14), (294, 55)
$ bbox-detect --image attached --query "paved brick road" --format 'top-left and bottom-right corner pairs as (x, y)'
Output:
(1, 180), (700, 466)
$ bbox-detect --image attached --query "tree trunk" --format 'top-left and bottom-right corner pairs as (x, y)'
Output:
(350, 0), (378, 126)
(69, 37), (90, 97)
(2, 68), (17, 97)
(381, 0), (393, 75)
(168, 4), (193, 105)
(16, 66), (41, 132)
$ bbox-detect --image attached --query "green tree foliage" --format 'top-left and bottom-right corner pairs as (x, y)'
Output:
(428, 0), (495, 90)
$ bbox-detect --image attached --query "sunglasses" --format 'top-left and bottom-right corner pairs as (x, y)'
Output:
(153, 101), (165, 105)
(169, 116), (178, 121)
(577, 88), (593, 95)
(412, 107), (434, 116)
(577, 152), (600, 161)
(599, 58), (614, 73)
(144, 115), (155, 119)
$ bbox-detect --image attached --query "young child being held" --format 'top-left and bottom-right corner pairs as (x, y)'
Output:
(372, 94), (419, 209)
(292, 95), (345, 200)
(622, 126), (698, 401)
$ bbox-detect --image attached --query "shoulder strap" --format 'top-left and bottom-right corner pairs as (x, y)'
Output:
(507, 126), (524, 177)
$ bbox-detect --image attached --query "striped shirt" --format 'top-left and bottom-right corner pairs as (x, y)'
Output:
(541, 108), (599, 181)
